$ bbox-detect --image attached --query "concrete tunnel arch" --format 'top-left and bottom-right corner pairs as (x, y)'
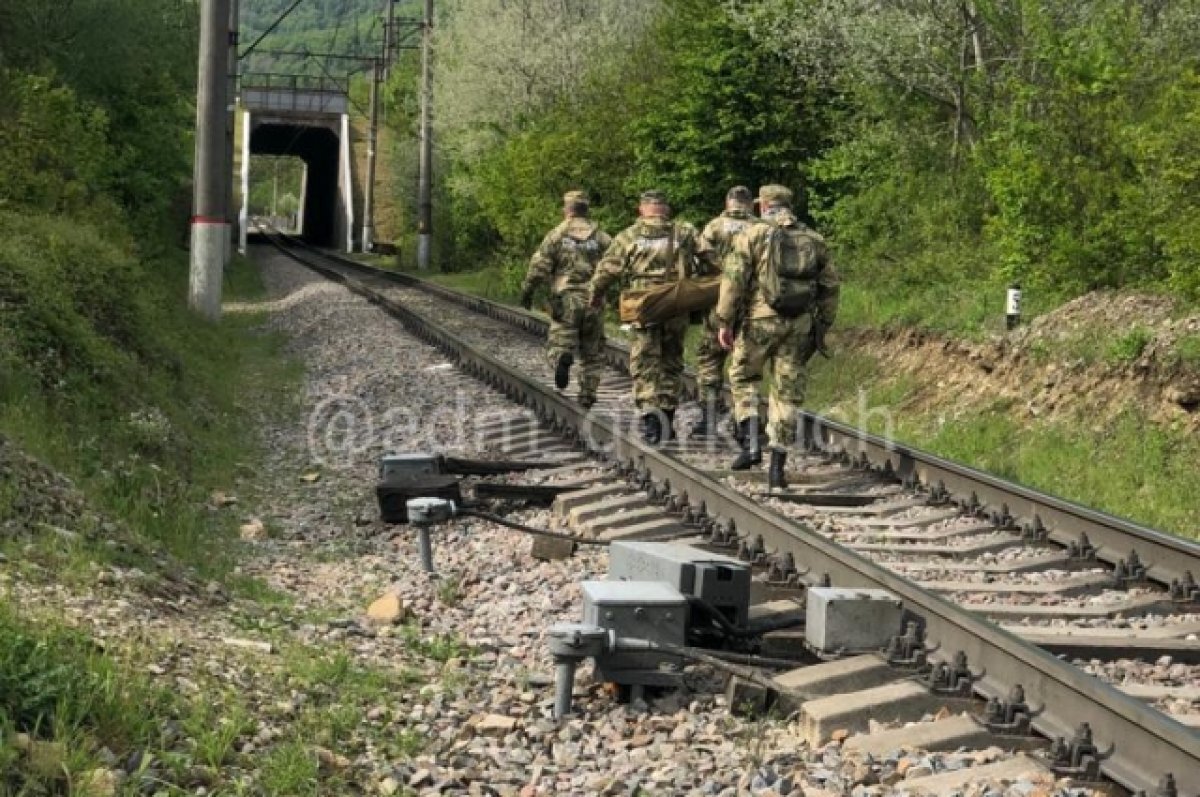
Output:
(236, 109), (352, 250)
(249, 122), (341, 247)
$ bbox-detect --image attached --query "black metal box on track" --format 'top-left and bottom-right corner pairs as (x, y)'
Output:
(376, 476), (462, 524)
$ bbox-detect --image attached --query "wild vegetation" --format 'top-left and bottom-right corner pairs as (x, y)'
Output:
(374, 0), (1199, 328)
(0, 1), (306, 791)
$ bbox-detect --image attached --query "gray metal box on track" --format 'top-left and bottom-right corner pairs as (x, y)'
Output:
(806, 587), (903, 653)
(378, 453), (439, 481)
(582, 581), (688, 686)
(607, 541), (751, 627)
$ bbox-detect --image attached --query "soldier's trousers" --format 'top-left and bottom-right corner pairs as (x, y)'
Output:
(546, 293), (605, 401)
(630, 315), (689, 411)
(694, 310), (727, 404)
(728, 314), (814, 450)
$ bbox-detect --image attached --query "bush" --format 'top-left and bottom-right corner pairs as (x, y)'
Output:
(0, 71), (116, 221)
(1107, 327), (1153, 363)
(0, 210), (162, 400)
(0, 604), (171, 797)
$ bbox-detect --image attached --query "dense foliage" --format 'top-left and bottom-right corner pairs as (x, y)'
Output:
(0, 0), (198, 237)
(0, 0), (200, 405)
(739, 0), (1200, 312)
(378, 0), (1199, 322)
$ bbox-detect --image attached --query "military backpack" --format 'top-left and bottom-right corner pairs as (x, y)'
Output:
(760, 222), (826, 318)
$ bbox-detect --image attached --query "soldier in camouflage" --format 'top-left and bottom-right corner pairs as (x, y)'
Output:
(691, 185), (758, 436)
(588, 189), (704, 444)
(520, 190), (612, 408)
(716, 185), (840, 489)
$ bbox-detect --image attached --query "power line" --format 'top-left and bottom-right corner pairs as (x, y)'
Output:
(239, 0), (306, 61)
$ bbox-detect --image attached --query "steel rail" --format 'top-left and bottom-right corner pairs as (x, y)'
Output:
(263, 235), (1199, 795)
(287, 238), (1200, 593)
(797, 413), (1199, 589)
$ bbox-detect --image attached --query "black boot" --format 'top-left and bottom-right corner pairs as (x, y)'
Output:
(554, 352), (574, 390)
(730, 418), (762, 470)
(768, 449), (788, 491)
(691, 395), (726, 438)
(640, 412), (663, 445)
(663, 409), (676, 442)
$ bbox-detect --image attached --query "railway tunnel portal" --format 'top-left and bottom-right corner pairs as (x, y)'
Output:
(239, 74), (355, 251)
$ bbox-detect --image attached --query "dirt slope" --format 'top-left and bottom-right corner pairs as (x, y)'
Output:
(839, 292), (1200, 431)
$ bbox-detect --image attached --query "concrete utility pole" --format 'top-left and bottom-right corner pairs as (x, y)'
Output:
(190, 0), (233, 320)
(226, 0), (240, 259)
(362, 57), (381, 253)
(416, 0), (433, 270)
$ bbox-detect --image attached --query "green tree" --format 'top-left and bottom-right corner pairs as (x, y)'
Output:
(624, 0), (829, 215)
(0, 72), (113, 219)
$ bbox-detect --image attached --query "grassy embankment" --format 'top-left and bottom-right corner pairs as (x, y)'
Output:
(0, 207), (284, 791)
(364, 254), (1199, 538)
(0, 213), (432, 794)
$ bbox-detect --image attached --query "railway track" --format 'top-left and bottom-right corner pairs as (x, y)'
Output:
(259, 232), (1199, 795)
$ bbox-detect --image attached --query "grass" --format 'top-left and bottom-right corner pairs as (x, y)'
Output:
(0, 208), (310, 791)
(928, 410), (1199, 534)
(814, 372), (1200, 535)
(832, 276), (1060, 339)
(1106, 327), (1153, 364)
(436, 574), (464, 606)
(400, 624), (472, 663)
(0, 218), (482, 794)
(0, 604), (174, 794)
(804, 350), (883, 412)
(356, 251), (520, 304)
(185, 701), (255, 770)
(0, 250), (300, 585)
(260, 741), (323, 796)
(0, 603), (438, 794)
(1172, 333), (1200, 369)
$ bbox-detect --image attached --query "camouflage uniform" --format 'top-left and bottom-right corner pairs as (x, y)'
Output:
(522, 192), (611, 405)
(695, 192), (759, 403)
(589, 193), (703, 416)
(716, 186), (840, 453)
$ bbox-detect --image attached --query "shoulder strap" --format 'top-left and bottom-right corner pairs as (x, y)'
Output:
(768, 225), (782, 275)
(667, 224), (677, 280)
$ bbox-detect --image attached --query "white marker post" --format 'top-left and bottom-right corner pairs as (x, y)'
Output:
(1006, 284), (1022, 330)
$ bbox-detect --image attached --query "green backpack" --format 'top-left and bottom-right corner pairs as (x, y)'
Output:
(761, 222), (825, 317)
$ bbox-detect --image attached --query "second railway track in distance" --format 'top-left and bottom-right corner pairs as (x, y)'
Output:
(260, 230), (1200, 796)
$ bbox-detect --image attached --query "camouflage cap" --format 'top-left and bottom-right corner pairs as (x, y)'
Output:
(563, 190), (589, 205)
(758, 184), (794, 207)
(726, 185), (753, 204)
(639, 189), (669, 205)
